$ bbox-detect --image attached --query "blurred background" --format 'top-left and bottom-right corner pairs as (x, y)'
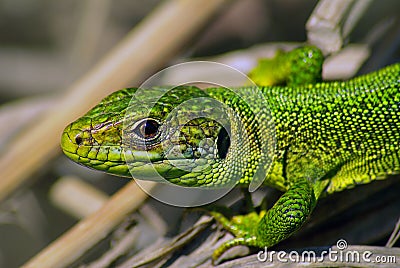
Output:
(0, 0), (399, 267)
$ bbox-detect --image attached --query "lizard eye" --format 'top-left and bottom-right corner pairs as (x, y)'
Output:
(134, 118), (160, 139)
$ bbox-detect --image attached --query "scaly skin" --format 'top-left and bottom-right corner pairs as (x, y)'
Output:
(61, 47), (400, 261)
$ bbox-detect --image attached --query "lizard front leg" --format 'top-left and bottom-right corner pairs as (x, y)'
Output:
(211, 177), (318, 262)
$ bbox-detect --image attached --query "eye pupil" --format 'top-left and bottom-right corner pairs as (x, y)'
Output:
(136, 119), (159, 139)
(75, 135), (83, 145)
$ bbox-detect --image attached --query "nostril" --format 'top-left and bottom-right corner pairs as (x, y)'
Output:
(75, 135), (83, 145)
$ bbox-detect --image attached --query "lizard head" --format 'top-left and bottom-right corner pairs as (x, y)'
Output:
(61, 86), (274, 188)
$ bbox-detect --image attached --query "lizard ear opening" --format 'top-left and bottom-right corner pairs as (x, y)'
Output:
(217, 127), (230, 159)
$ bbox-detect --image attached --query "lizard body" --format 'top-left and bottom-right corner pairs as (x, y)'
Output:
(61, 47), (400, 261)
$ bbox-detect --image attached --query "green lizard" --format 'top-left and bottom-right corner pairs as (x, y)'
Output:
(61, 46), (400, 261)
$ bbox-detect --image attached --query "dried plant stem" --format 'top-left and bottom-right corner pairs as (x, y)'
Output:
(49, 176), (109, 219)
(386, 217), (400, 247)
(306, 0), (373, 54)
(0, 0), (230, 203)
(22, 180), (156, 268)
(71, 0), (112, 68)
